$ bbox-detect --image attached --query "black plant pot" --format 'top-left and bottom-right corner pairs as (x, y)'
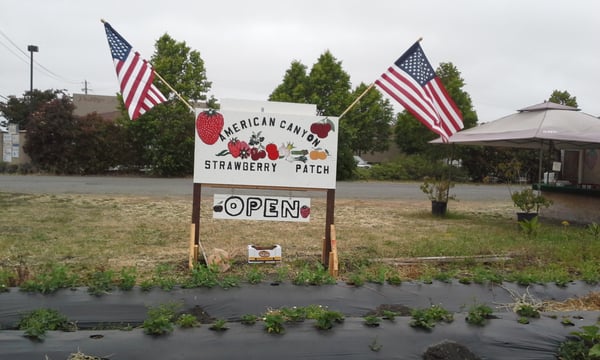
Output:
(431, 201), (447, 216)
(517, 212), (538, 222)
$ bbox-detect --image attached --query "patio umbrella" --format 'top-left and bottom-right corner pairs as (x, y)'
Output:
(432, 101), (600, 184)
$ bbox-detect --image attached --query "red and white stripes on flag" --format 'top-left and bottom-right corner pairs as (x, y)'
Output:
(104, 22), (167, 120)
(375, 41), (463, 141)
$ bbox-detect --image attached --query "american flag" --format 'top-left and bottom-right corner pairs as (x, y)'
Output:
(103, 22), (167, 120)
(375, 41), (463, 142)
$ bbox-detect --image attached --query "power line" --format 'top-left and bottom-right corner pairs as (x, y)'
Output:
(0, 27), (80, 85)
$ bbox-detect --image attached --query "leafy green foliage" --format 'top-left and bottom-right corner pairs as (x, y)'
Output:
(363, 315), (381, 327)
(0, 89), (63, 129)
(465, 303), (494, 326)
(18, 308), (70, 340)
(87, 270), (115, 296)
(410, 305), (454, 330)
(209, 319), (228, 331)
(240, 314), (258, 325)
(20, 264), (78, 294)
(23, 94), (125, 174)
(557, 325), (600, 359)
(117, 267), (137, 291)
(548, 89), (578, 107)
(176, 313), (199, 328)
(142, 303), (180, 335)
(518, 216), (541, 238)
(313, 309), (344, 330)
(516, 304), (540, 318)
(292, 263), (336, 286)
(263, 312), (285, 334)
(182, 264), (220, 288)
(245, 267), (264, 284)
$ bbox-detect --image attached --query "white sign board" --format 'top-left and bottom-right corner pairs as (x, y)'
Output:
(213, 194), (311, 222)
(193, 105), (338, 189)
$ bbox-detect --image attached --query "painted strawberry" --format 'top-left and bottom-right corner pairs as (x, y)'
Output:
(265, 143), (279, 160)
(196, 109), (224, 145)
(310, 118), (335, 139)
(300, 205), (311, 218)
(228, 138), (242, 158)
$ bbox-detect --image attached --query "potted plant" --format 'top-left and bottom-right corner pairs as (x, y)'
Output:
(420, 177), (456, 216)
(511, 188), (552, 222)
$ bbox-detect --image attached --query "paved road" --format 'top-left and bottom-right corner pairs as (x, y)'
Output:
(0, 174), (511, 201)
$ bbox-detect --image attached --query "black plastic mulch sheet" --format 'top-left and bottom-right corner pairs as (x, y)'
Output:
(1, 281), (599, 359)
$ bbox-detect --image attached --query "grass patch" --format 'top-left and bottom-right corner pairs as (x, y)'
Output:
(1, 192), (599, 286)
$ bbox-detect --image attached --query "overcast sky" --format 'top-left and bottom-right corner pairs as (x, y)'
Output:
(2, 0), (599, 123)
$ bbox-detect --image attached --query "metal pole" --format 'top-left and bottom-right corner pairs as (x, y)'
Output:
(27, 45), (38, 94)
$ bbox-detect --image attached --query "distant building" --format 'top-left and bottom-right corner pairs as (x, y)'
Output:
(72, 93), (120, 121)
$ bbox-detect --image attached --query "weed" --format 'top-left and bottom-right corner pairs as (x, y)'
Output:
(263, 312), (285, 334)
(142, 302), (180, 335)
(274, 265), (290, 283)
(139, 279), (154, 291)
(153, 263), (177, 291)
(245, 267), (263, 284)
(366, 266), (387, 284)
(219, 274), (240, 289)
(363, 315), (381, 327)
(176, 314), (199, 328)
(369, 337), (383, 352)
(118, 267), (137, 291)
(18, 308), (71, 340)
(241, 314), (258, 325)
(472, 267), (503, 285)
(519, 216), (541, 237)
(182, 264), (219, 288)
(346, 272), (366, 287)
(465, 303), (494, 326)
(87, 269), (115, 296)
(292, 263), (335, 286)
(20, 264), (78, 294)
(387, 273), (402, 285)
(0, 269), (13, 292)
(587, 222), (600, 240)
(410, 305), (454, 330)
(433, 271), (454, 283)
(209, 319), (228, 331)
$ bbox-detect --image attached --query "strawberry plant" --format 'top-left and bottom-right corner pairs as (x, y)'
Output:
(465, 303), (494, 326)
(410, 305), (454, 330)
(18, 308), (71, 340)
(264, 312), (285, 334)
(241, 314), (258, 325)
(176, 314), (199, 328)
(363, 315), (381, 327)
(142, 303), (180, 335)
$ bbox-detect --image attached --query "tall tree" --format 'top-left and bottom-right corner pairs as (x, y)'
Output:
(547, 89), (578, 107)
(0, 89), (62, 129)
(394, 62), (477, 160)
(118, 34), (211, 176)
(307, 50), (352, 116)
(343, 83), (394, 155)
(23, 94), (123, 174)
(269, 61), (310, 103)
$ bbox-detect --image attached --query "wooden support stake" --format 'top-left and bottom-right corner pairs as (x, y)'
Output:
(329, 224), (338, 277)
(189, 223), (196, 269)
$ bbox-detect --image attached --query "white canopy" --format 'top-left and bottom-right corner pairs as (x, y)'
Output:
(435, 102), (600, 150)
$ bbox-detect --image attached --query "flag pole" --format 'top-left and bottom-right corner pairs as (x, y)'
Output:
(152, 71), (195, 112)
(338, 83), (375, 120)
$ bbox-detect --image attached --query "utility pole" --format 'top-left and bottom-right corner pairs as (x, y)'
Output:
(82, 80), (91, 94)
